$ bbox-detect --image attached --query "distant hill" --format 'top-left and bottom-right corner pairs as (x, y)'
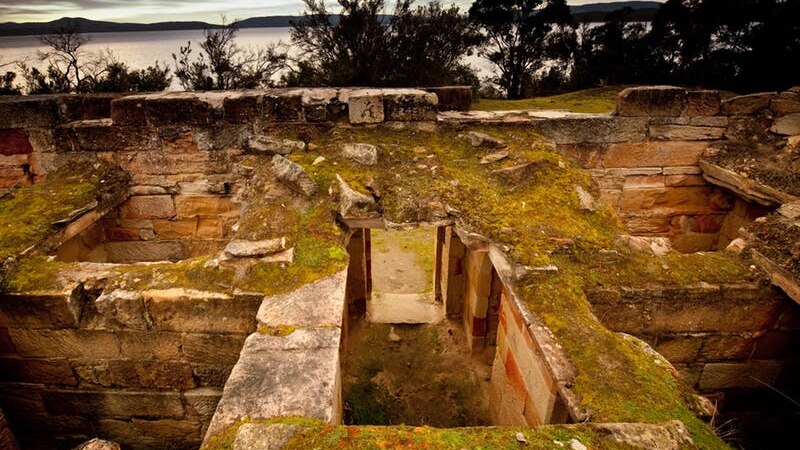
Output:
(0, 2), (663, 37)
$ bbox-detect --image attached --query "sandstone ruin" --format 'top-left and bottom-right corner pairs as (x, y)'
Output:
(0, 85), (799, 449)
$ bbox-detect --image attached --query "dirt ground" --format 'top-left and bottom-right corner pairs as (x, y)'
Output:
(370, 227), (435, 294)
(342, 319), (494, 427)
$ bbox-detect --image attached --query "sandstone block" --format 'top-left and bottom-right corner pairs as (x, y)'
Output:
(348, 92), (384, 124)
(341, 143), (379, 165)
(603, 141), (708, 167)
(96, 418), (202, 450)
(424, 86), (473, 111)
(75, 359), (195, 389)
(119, 195), (175, 220)
(0, 129), (33, 156)
(770, 113), (800, 135)
(649, 125), (725, 141)
(184, 388), (223, 418)
(110, 96), (147, 126)
(223, 238), (286, 258)
(0, 96), (60, 128)
(616, 86), (687, 117)
(43, 390), (185, 418)
(117, 331), (181, 359)
(244, 135), (305, 155)
(0, 288), (82, 329)
(665, 174), (706, 187)
(0, 357), (77, 385)
(770, 98), (800, 116)
(144, 95), (218, 125)
(699, 335), (755, 361)
(143, 289), (260, 333)
(384, 91), (438, 121)
(74, 438), (121, 450)
(654, 336), (703, 363)
(621, 212), (672, 235)
(336, 175), (381, 219)
(83, 289), (151, 330)
(175, 195), (237, 217)
(533, 117), (648, 144)
(223, 92), (262, 124)
(196, 218), (223, 239)
(182, 333), (246, 365)
(721, 92), (776, 115)
(685, 90), (721, 116)
(698, 361), (782, 390)
(233, 424), (300, 450)
(263, 93), (304, 122)
(458, 131), (506, 149)
(9, 329), (119, 359)
(104, 241), (186, 263)
(623, 174), (665, 189)
(153, 219), (198, 239)
(257, 271), (347, 328)
(270, 154), (317, 196)
(191, 364), (233, 387)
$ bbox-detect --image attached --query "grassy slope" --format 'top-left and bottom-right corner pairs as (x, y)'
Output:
(472, 87), (624, 114)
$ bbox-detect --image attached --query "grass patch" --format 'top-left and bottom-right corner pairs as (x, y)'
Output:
(472, 87), (624, 114)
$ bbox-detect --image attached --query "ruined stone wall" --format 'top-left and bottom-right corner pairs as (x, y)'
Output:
(0, 282), (261, 449)
(587, 282), (800, 414)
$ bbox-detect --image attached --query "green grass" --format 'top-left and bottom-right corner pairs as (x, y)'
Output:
(472, 86), (624, 114)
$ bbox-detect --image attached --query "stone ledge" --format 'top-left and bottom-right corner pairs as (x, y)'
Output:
(700, 160), (798, 206)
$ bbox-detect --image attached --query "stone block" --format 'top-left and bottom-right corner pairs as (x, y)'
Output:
(74, 360), (195, 389)
(0, 328), (15, 354)
(0, 96), (60, 128)
(117, 331), (181, 360)
(43, 390), (185, 418)
(348, 92), (384, 124)
(384, 91), (438, 121)
(769, 98), (800, 116)
(623, 174), (665, 189)
(0, 357), (78, 385)
(58, 94), (121, 121)
(110, 96), (147, 126)
(257, 271), (347, 328)
(105, 241), (186, 263)
(685, 90), (721, 116)
(184, 388), (223, 418)
(556, 143), (604, 169)
(83, 289), (151, 330)
(620, 186), (712, 214)
(203, 328), (341, 440)
(616, 86), (687, 117)
(770, 113), (800, 135)
(698, 361), (782, 390)
(603, 141), (708, 167)
(263, 93), (304, 122)
(654, 336), (703, 363)
(721, 92), (776, 115)
(699, 335), (755, 361)
(0, 287), (82, 329)
(533, 117), (648, 144)
(191, 364), (233, 387)
(58, 122), (159, 153)
(175, 195), (237, 217)
(424, 86), (473, 112)
(665, 174), (706, 187)
(182, 333), (246, 365)
(0, 129), (33, 156)
(144, 95), (218, 126)
(97, 418), (202, 450)
(119, 195), (175, 219)
(143, 289), (260, 333)
(9, 329), (119, 359)
(233, 423), (300, 450)
(153, 219), (198, 239)
(649, 125), (725, 141)
(223, 92), (262, 123)
(196, 218), (223, 238)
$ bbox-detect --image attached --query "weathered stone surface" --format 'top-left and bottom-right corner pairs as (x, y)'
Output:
(751, 250), (800, 305)
(458, 131), (506, 149)
(143, 289), (260, 333)
(56, 122), (159, 153)
(263, 93), (304, 122)
(0, 96), (60, 128)
(143, 93), (222, 126)
(110, 96), (147, 126)
(117, 331), (181, 359)
(74, 438), (121, 450)
(244, 135), (305, 155)
(105, 241), (186, 263)
(223, 238), (286, 259)
(182, 333), (246, 365)
(96, 418), (202, 450)
(183, 388), (223, 418)
(257, 270), (346, 328)
(43, 390), (185, 418)
(341, 143), (379, 165)
(574, 185), (595, 212)
(721, 92), (776, 115)
(336, 174), (381, 219)
(383, 91), (437, 121)
(491, 162), (538, 184)
(175, 195), (238, 217)
(616, 86), (687, 117)
(649, 125), (725, 141)
(268, 154), (317, 196)
(83, 289), (150, 330)
(233, 424), (300, 450)
(770, 98), (800, 116)
(533, 117), (649, 144)
(699, 160), (797, 205)
(604, 141), (708, 168)
(0, 129), (33, 156)
(480, 150), (509, 164)
(0, 357), (78, 385)
(0, 287), (83, 329)
(348, 92), (384, 124)
(654, 336), (702, 363)
(203, 328), (341, 443)
(770, 113), (800, 135)
(119, 195), (175, 220)
(223, 92), (262, 124)
(685, 90), (721, 116)
(74, 360), (195, 389)
(9, 329), (119, 359)
(698, 361), (782, 389)
(589, 420), (695, 450)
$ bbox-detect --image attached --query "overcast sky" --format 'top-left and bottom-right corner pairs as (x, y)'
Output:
(0, 1), (659, 24)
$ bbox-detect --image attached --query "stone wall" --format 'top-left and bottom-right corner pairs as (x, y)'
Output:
(0, 407), (20, 450)
(587, 282), (800, 415)
(0, 284), (261, 449)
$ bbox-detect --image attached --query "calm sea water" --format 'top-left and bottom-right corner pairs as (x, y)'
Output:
(0, 27), (494, 90)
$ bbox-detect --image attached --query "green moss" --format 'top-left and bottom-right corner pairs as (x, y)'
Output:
(257, 324), (299, 336)
(0, 167), (101, 260)
(472, 87), (624, 114)
(2, 255), (67, 292)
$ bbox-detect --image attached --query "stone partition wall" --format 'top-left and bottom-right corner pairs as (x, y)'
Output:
(0, 284), (261, 449)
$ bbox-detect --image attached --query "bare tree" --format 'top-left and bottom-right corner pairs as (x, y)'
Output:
(173, 17), (288, 90)
(38, 21), (89, 92)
